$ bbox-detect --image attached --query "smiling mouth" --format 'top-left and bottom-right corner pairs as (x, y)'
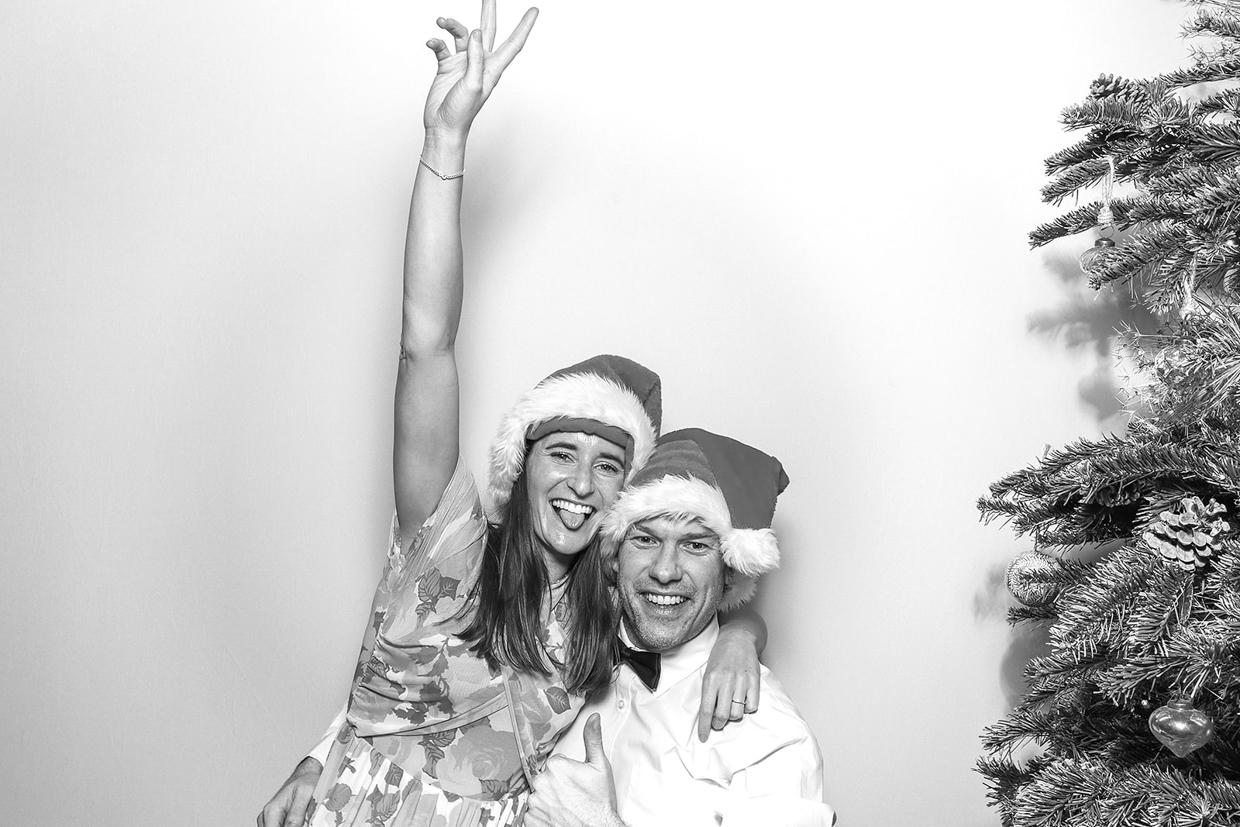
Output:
(551, 499), (595, 531)
(643, 593), (687, 607)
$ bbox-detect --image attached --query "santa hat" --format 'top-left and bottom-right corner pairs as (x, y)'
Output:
(600, 428), (789, 611)
(488, 355), (662, 510)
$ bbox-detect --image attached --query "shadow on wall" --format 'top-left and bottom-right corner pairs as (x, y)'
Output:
(983, 247), (1161, 711)
(974, 562), (1052, 707)
(1025, 248), (1159, 428)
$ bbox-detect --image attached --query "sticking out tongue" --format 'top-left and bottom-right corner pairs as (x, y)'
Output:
(556, 506), (588, 531)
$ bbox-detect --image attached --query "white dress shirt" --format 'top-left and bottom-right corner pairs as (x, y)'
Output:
(553, 620), (835, 827)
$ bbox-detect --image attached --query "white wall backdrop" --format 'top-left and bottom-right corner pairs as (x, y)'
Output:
(1, 1), (1189, 824)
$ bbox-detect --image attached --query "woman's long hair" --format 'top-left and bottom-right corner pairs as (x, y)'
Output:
(457, 467), (618, 696)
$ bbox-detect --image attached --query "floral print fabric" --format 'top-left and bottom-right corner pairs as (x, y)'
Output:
(312, 459), (584, 825)
(307, 725), (527, 827)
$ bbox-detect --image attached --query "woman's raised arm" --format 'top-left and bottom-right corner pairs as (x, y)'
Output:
(393, 1), (538, 533)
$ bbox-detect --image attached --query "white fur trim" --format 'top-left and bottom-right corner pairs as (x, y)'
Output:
(488, 372), (658, 510)
(601, 476), (779, 611)
(601, 475), (732, 545)
(719, 528), (779, 611)
(721, 574), (758, 612)
(722, 528), (780, 577)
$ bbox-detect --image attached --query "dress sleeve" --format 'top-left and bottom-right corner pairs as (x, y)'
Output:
(370, 457), (488, 633)
(306, 702), (348, 766)
(389, 457), (487, 583)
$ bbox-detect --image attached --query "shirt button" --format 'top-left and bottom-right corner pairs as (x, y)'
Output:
(617, 698), (626, 709)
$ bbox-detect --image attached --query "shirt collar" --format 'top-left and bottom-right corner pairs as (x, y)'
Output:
(619, 618), (719, 696)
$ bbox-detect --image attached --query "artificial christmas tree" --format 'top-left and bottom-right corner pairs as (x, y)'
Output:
(978, 2), (1240, 824)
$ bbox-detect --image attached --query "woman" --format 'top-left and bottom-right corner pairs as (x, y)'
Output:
(257, 4), (764, 826)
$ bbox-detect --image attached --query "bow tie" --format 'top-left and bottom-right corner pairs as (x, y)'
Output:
(617, 639), (661, 691)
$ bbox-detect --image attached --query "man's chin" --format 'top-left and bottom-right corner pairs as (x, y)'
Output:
(626, 611), (690, 652)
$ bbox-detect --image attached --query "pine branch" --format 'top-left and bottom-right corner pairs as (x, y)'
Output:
(1197, 86), (1240, 116)
(1028, 196), (1166, 246)
(1184, 8), (1240, 41)
(1045, 135), (1141, 176)
(1051, 545), (1161, 653)
(1188, 122), (1240, 164)
(1161, 56), (1240, 87)
(982, 707), (1061, 752)
(986, 433), (1140, 499)
(1122, 565), (1196, 653)
(1008, 603), (1059, 625)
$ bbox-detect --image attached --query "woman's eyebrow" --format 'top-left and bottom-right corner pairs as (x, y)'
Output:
(541, 438), (578, 451)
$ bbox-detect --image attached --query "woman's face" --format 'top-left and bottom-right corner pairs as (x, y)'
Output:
(524, 431), (627, 579)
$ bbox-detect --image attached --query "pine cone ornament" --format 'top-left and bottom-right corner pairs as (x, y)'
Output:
(1142, 496), (1231, 570)
(1089, 73), (1124, 98)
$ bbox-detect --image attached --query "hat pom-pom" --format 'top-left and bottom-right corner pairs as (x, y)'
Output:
(720, 574), (758, 612)
(722, 528), (779, 577)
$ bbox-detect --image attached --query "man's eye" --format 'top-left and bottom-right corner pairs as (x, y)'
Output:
(627, 534), (656, 547)
(683, 541), (714, 554)
(550, 451), (573, 462)
(596, 461), (621, 475)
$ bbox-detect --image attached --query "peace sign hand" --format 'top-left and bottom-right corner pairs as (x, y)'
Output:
(423, 1), (538, 142)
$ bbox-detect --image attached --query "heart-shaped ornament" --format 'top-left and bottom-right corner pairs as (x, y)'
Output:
(1148, 698), (1215, 758)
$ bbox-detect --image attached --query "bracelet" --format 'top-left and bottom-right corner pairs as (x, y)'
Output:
(419, 156), (464, 180)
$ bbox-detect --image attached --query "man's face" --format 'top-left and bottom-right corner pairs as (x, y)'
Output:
(613, 515), (728, 653)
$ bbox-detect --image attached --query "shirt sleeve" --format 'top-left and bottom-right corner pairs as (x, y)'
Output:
(717, 736), (835, 827)
(305, 702), (348, 766)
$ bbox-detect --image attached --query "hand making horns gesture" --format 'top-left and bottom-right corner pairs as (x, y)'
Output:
(423, 0), (538, 140)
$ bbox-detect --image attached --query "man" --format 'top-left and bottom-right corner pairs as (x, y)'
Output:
(525, 428), (835, 827)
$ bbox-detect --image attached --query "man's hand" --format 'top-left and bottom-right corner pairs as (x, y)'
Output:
(256, 756), (322, 827)
(525, 714), (627, 827)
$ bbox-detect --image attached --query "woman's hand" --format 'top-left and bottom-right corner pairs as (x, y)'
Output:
(423, 0), (538, 144)
(697, 620), (763, 742)
(256, 757), (322, 827)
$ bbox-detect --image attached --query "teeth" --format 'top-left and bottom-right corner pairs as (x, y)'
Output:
(552, 499), (594, 531)
(645, 594), (687, 606)
(551, 499), (594, 516)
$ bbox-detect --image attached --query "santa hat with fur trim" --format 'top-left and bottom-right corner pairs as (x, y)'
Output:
(600, 427), (789, 611)
(488, 355), (662, 511)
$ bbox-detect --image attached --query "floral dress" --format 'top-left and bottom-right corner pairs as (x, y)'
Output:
(307, 459), (585, 827)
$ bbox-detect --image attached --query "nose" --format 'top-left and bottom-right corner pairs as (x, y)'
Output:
(566, 458), (595, 498)
(648, 540), (683, 584)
